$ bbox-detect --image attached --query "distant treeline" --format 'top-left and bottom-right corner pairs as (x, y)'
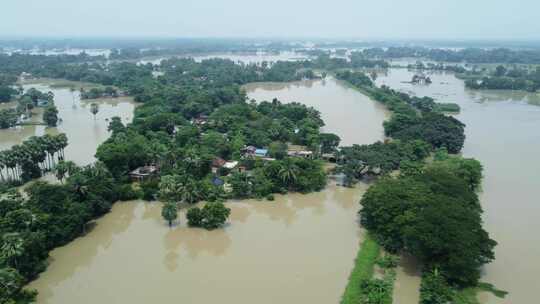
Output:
(360, 47), (540, 64)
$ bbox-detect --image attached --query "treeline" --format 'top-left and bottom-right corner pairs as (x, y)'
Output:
(80, 86), (119, 99)
(361, 153), (497, 303)
(361, 46), (540, 64)
(0, 162), (124, 303)
(335, 70), (496, 301)
(407, 61), (467, 73)
(0, 134), (67, 183)
(465, 65), (540, 92)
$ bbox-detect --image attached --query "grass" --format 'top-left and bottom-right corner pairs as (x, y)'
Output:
(340, 234), (381, 304)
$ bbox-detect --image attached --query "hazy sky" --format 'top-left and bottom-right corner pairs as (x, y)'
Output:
(2, 0), (539, 39)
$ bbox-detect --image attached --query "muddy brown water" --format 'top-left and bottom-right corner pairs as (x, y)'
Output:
(0, 81), (136, 165)
(376, 68), (540, 304)
(244, 77), (390, 146)
(21, 76), (390, 303)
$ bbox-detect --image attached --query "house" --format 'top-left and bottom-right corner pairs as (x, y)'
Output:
(255, 149), (268, 157)
(129, 165), (158, 182)
(287, 145), (313, 159)
(191, 114), (209, 126)
(223, 161), (239, 170)
(211, 157), (227, 173)
(241, 146), (268, 158)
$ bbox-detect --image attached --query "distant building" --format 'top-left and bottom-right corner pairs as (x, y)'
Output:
(191, 114), (209, 126)
(129, 165), (158, 182)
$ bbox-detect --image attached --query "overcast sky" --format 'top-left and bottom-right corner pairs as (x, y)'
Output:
(2, 0), (539, 40)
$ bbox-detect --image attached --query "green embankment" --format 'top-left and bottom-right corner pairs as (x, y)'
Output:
(340, 234), (380, 304)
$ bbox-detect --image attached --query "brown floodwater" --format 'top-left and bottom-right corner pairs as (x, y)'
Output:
(27, 185), (366, 304)
(0, 80), (136, 165)
(244, 77), (390, 146)
(22, 73), (390, 303)
(376, 68), (540, 304)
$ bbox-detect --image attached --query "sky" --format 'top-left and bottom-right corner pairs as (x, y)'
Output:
(1, 0), (539, 40)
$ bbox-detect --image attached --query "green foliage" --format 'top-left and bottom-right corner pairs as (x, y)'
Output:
(420, 269), (454, 304)
(42, 104), (59, 127)
(161, 202), (178, 227)
(360, 163), (496, 286)
(340, 235), (380, 304)
(0, 109), (18, 129)
(186, 202), (231, 230)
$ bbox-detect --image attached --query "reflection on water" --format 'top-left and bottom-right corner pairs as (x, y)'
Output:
(27, 185), (364, 304)
(377, 68), (540, 304)
(244, 76), (390, 146)
(0, 82), (137, 165)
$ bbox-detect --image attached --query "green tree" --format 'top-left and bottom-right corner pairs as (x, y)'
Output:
(43, 104), (59, 127)
(161, 202), (178, 227)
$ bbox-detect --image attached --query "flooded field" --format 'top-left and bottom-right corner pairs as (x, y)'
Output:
(244, 76), (390, 146)
(0, 80), (137, 165)
(377, 68), (540, 304)
(27, 185), (366, 304)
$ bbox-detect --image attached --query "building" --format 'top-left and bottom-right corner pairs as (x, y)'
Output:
(287, 145), (313, 159)
(129, 165), (158, 182)
(211, 157), (227, 173)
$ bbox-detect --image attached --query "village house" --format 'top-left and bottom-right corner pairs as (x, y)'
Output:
(211, 157), (227, 173)
(128, 165), (159, 182)
(191, 114), (209, 126)
(287, 145), (314, 159)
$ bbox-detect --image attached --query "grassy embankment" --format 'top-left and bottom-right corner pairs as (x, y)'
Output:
(340, 234), (380, 304)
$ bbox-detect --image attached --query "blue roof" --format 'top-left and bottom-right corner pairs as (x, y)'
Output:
(212, 177), (224, 186)
(255, 149), (268, 156)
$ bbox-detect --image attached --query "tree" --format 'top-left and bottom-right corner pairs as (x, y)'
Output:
(494, 65), (507, 77)
(43, 104), (59, 127)
(107, 116), (125, 134)
(90, 103), (99, 119)
(161, 202), (178, 227)
(186, 202), (231, 230)
(360, 165), (496, 286)
(320, 133), (341, 153)
(1, 233), (24, 269)
(0, 268), (26, 303)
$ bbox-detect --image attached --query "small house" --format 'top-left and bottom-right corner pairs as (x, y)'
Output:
(129, 165), (158, 182)
(192, 114), (209, 126)
(211, 157), (227, 173)
(255, 149), (268, 157)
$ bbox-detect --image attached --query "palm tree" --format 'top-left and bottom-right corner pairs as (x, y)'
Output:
(0, 268), (23, 299)
(278, 160), (299, 187)
(1, 233), (24, 269)
(90, 103), (99, 120)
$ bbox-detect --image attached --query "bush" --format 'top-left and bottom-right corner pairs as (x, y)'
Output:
(186, 207), (204, 227)
(117, 184), (139, 201)
(186, 202), (231, 230)
(140, 179), (159, 201)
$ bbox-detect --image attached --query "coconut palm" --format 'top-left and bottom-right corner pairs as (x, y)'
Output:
(90, 103), (99, 120)
(0, 267), (24, 299)
(1, 233), (24, 269)
(278, 160), (299, 186)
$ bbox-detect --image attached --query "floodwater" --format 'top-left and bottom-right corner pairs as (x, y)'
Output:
(138, 51), (310, 65)
(0, 80), (136, 165)
(244, 76), (390, 146)
(24, 73), (390, 303)
(376, 68), (540, 304)
(27, 185), (366, 304)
